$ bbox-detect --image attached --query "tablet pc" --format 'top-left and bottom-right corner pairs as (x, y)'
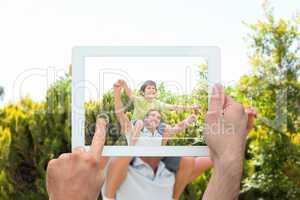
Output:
(72, 46), (220, 156)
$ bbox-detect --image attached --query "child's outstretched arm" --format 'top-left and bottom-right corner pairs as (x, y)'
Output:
(162, 114), (197, 144)
(166, 103), (200, 111)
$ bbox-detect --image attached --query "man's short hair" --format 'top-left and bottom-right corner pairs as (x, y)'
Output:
(144, 109), (164, 123)
(145, 109), (161, 117)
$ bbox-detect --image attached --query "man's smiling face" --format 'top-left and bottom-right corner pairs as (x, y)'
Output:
(144, 110), (161, 129)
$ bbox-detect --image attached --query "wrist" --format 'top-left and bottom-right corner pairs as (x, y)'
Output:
(214, 155), (244, 183)
(213, 151), (244, 176)
(204, 157), (243, 200)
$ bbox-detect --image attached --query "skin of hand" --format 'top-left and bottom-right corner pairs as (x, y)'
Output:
(167, 113), (197, 133)
(202, 84), (249, 200)
(117, 79), (126, 87)
(186, 113), (197, 124)
(114, 81), (122, 88)
(116, 79), (134, 100)
(114, 82), (122, 92)
(191, 104), (201, 110)
(204, 84), (248, 161)
(46, 118), (107, 200)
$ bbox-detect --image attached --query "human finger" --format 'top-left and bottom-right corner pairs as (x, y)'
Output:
(208, 84), (225, 115)
(89, 119), (106, 161)
(72, 146), (87, 153)
(58, 153), (72, 160)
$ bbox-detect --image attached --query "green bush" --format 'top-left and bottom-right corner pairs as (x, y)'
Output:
(235, 7), (300, 200)
(0, 76), (71, 199)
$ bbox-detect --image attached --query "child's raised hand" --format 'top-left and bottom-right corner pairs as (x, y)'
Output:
(117, 79), (126, 87)
(191, 104), (201, 110)
(113, 82), (120, 88)
(113, 81), (122, 92)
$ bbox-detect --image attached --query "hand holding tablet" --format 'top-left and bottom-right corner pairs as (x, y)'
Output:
(46, 118), (107, 200)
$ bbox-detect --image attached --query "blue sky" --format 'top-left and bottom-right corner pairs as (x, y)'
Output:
(0, 0), (299, 105)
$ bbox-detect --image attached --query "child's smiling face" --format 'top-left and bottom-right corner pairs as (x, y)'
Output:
(143, 85), (157, 99)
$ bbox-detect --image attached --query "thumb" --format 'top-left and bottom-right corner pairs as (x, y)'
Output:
(208, 84), (225, 116)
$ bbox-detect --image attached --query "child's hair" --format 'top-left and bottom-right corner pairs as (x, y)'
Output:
(139, 80), (157, 95)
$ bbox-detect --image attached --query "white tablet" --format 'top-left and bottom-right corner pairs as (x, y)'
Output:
(72, 46), (220, 156)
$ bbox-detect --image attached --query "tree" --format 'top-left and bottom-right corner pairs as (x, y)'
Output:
(0, 75), (71, 199)
(233, 6), (300, 200)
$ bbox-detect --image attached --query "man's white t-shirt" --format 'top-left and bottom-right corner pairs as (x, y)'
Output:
(129, 127), (163, 146)
(102, 157), (175, 200)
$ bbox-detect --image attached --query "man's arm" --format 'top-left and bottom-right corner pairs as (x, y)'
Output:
(162, 114), (197, 144)
(114, 82), (131, 133)
(202, 84), (248, 200)
(118, 79), (134, 99)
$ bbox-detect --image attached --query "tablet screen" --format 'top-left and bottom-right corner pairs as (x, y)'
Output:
(72, 46), (220, 156)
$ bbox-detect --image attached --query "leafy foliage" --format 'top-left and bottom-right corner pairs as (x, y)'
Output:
(235, 7), (300, 200)
(0, 76), (71, 199)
